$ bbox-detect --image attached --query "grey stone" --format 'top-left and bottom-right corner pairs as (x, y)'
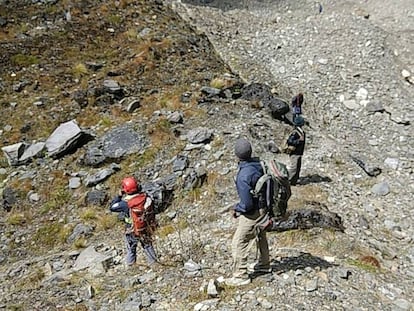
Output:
(19, 142), (45, 163)
(392, 299), (412, 311)
(45, 120), (85, 159)
(73, 245), (112, 272)
(69, 177), (81, 189)
(207, 279), (218, 297)
(168, 111), (184, 124)
(84, 163), (121, 187)
(371, 181), (390, 196)
(305, 279), (318, 292)
(343, 99), (359, 110)
(384, 158), (399, 170)
(1, 142), (26, 166)
(67, 224), (94, 243)
(85, 190), (107, 206)
(200, 86), (221, 97)
(186, 127), (213, 144)
(103, 79), (122, 94)
(172, 155), (189, 172)
(83, 124), (149, 166)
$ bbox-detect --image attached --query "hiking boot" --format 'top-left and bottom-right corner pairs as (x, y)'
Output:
(225, 277), (251, 287)
(247, 262), (272, 274)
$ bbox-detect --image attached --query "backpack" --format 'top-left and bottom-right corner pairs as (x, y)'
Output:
(127, 193), (156, 236)
(252, 159), (292, 219)
(282, 127), (304, 154)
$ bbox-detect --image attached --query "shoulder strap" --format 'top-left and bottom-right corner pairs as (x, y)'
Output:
(295, 127), (304, 136)
(251, 160), (270, 197)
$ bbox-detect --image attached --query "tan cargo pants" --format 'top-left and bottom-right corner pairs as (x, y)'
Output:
(231, 209), (270, 279)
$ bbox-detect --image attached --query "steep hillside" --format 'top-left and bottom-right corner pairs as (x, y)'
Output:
(1, 0), (413, 310)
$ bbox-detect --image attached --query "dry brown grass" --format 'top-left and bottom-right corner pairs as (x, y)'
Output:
(289, 184), (329, 210)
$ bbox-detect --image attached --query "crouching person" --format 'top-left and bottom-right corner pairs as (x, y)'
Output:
(109, 176), (158, 267)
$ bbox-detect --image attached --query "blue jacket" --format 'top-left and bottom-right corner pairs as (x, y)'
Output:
(234, 159), (264, 214)
(109, 195), (132, 228)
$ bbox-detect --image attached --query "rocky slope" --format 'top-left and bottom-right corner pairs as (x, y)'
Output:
(0, 0), (413, 310)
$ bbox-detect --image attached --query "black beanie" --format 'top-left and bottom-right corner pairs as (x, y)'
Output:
(234, 138), (252, 160)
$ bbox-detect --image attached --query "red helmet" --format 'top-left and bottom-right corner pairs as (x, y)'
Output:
(121, 177), (139, 194)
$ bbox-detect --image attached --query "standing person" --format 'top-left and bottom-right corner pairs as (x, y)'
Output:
(109, 176), (158, 267)
(291, 93), (304, 118)
(286, 116), (306, 186)
(226, 138), (271, 287)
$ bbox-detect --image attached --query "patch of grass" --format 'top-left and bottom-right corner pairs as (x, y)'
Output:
(210, 77), (227, 89)
(347, 256), (380, 273)
(186, 287), (209, 303)
(276, 229), (315, 248)
(290, 184), (328, 210)
(5, 304), (24, 311)
(40, 185), (71, 214)
(157, 224), (176, 238)
(157, 218), (189, 239)
(27, 267), (46, 284)
(107, 14), (122, 25)
(97, 213), (118, 231)
(187, 187), (202, 203)
(6, 213), (26, 225)
(73, 237), (87, 249)
(11, 54), (39, 67)
(8, 178), (33, 198)
(125, 28), (138, 41)
(32, 222), (71, 248)
(132, 147), (159, 169)
(147, 117), (174, 148)
(62, 305), (89, 311)
(0, 155), (9, 168)
(72, 63), (88, 78)
(80, 208), (98, 221)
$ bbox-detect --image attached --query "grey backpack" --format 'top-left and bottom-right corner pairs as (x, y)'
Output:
(252, 159), (291, 219)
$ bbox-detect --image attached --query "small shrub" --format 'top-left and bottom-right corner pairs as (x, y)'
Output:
(210, 77), (226, 89)
(0, 155), (9, 168)
(72, 63), (88, 78)
(73, 237), (87, 249)
(81, 208), (98, 221)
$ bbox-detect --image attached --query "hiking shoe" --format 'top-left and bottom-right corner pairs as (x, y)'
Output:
(247, 263), (272, 274)
(225, 277), (251, 287)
